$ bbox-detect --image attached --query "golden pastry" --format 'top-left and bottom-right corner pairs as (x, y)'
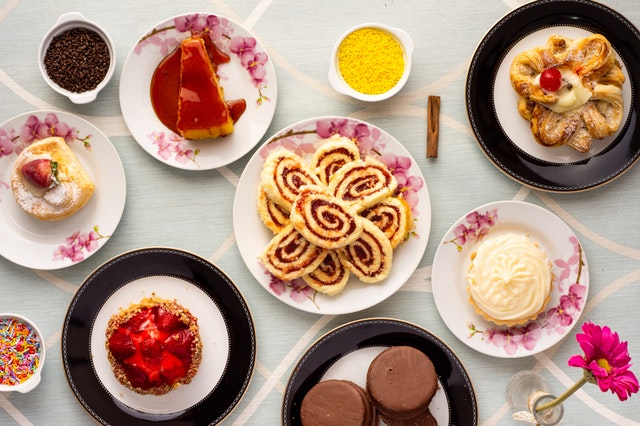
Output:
(310, 135), (361, 186)
(260, 150), (321, 210)
(260, 224), (329, 281)
(510, 33), (624, 152)
(360, 196), (413, 249)
(327, 156), (398, 212)
(11, 137), (95, 221)
(257, 188), (290, 234)
(338, 218), (393, 283)
(290, 185), (363, 249)
(302, 250), (350, 296)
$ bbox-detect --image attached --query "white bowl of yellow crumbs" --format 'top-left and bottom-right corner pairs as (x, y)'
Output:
(329, 23), (413, 102)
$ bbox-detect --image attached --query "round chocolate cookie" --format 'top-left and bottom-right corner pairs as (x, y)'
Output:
(300, 379), (376, 426)
(366, 346), (438, 420)
(381, 408), (438, 426)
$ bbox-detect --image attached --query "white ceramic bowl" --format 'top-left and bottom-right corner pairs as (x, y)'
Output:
(328, 23), (413, 102)
(38, 12), (116, 104)
(0, 313), (46, 393)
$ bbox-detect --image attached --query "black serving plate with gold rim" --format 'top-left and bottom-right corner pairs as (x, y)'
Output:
(62, 247), (255, 425)
(466, 0), (640, 192)
(282, 318), (477, 426)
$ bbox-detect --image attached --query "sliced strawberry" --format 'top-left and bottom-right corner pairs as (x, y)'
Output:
(159, 352), (188, 385)
(126, 309), (155, 333)
(156, 311), (183, 333)
(21, 159), (59, 188)
(165, 329), (194, 361)
(108, 330), (135, 360)
(140, 338), (163, 362)
(123, 363), (153, 389)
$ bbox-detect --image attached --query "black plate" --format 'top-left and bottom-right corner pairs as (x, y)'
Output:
(62, 247), (255, 425)
(466, 0), (640, 192)
(282, 318), (477, 426)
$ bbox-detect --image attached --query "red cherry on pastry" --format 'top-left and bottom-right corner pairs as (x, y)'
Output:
(21, 159), (58, 188)
(539, 68), (562, 92)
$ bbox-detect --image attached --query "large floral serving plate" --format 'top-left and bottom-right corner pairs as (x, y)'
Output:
(282, 318), (477, 425)
(0, 111), (126, 270)
(233, 116), (431, 315)
(63, 247), (255, 425)
(466, 0), (640, 191)
(119, 13), (277, 170)
(432, 201), (589, 358)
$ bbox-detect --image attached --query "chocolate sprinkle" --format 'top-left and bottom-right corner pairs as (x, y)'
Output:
(43, 27), (110, 93)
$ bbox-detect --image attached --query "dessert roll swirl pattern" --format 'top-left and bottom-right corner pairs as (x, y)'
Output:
(257, 135), (412, 296)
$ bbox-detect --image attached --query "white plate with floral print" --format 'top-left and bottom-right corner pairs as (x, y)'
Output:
(0, 111), (126, 270)
(432, 200), (589, 358)
(233, 116), (431, 315)
(119, 13), (277, 170)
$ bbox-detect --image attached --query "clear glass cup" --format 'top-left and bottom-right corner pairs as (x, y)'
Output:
(506, 370), (564, 425)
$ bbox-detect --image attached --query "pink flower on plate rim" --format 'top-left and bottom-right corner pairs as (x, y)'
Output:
(53, 226), (108, 263)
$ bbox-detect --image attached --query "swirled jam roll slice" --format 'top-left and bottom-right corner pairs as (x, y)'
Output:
(11, 137), (94, 221)
(338, 218), (393, 283)
(260, 224), (329, 281)
(290, 185), (363, 249)
(466, 232), (552, 326)
(302, 250), (350, 296)
(257, 187), (290, 234)
(361, 196), (413, 249)
(260, 150), (321, 210)
(310, 135), (361, 186)
(328, 156), (398, 212)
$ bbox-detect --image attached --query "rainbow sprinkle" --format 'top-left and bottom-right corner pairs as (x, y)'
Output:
(0, 318), (41, 386)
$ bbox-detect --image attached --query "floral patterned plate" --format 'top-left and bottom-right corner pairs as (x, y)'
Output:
(0, 111), (126, 270)
(233, 116), (431, 315)
(431, 200), (589, 358)
(119, 13), (277, 170)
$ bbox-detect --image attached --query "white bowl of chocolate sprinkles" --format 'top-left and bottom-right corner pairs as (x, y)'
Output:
(38, 12), (115, 104)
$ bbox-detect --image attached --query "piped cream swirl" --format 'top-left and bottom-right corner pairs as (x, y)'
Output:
(466, 232), (552, 322)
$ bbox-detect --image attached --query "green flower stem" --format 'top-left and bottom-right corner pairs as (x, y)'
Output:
(536, 375), (588, 412)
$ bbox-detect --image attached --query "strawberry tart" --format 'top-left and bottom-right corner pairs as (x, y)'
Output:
(105, 296), (202, 395)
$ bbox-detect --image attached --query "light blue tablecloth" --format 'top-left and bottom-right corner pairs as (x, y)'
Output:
(1, 0), (639, 424)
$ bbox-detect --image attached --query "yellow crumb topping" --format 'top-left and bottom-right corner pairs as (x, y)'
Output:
(337, 27), (405, 95)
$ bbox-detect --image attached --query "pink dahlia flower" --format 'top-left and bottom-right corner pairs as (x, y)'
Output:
(568, 321), (639, 401)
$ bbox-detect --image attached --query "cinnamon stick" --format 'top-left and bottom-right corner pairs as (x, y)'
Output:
(427, 95), (440, 158)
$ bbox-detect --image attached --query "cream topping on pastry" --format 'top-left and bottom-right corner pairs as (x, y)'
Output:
(466, 232), (552, 321)
(534, 67), (592, 113)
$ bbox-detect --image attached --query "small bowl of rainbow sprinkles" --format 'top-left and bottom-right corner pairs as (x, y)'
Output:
(328, 23), (413, 102)
(0, 313), (46, 393)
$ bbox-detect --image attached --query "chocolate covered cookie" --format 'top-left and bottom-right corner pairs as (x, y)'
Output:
(300, 379), (376, 426)
(366, 346), (438, 420)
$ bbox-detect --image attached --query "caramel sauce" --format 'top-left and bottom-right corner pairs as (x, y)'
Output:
(150, 34), (246, 138)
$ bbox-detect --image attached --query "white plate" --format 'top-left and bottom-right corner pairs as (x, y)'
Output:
(432, 201), (589, 358)
(0, 110), (126, 270)
(119, 13), (277, 170)
(233, 116), (431, 315)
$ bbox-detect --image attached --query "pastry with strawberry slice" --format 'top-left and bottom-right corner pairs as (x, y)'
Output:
(105, 296), (203, 395)
(10, 136), (94, 220)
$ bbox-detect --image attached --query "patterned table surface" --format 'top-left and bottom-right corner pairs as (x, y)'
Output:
(1, 0), (639, 425)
